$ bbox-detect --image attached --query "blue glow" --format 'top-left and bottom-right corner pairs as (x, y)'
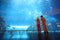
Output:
(1, 0), (58, 30)
(0, 0), (60, 40)
(5, 0), (44, 27)
(20, 33), (28, 38)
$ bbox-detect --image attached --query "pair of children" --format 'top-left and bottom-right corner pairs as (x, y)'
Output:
(36, 16), (49, 40)
(36, 15), (48, 33)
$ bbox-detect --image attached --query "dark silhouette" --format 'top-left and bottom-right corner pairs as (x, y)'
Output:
(0, 16), (6, 40)
(36, 18), (42, 40)
(41, 15), (48, 33)
(41, 15), (50, 40)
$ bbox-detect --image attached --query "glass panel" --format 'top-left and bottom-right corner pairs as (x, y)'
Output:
(0, 0), (60, 40)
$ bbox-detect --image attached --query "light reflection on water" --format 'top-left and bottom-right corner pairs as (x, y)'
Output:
(1, 29), (60, 40)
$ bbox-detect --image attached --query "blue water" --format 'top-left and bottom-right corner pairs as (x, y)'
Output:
(0, 30), (60, 40)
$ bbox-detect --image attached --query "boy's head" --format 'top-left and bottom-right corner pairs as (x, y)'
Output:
(40, 15), (43, 17)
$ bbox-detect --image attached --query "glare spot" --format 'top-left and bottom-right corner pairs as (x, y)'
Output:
(48, 23), (51, 26)
(10, 25), (29, 30)
(57, 25), (60, 27)
(29, 11), (32, 15)
(20, 32), (28, 38)
(12, 35), (20, 38)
